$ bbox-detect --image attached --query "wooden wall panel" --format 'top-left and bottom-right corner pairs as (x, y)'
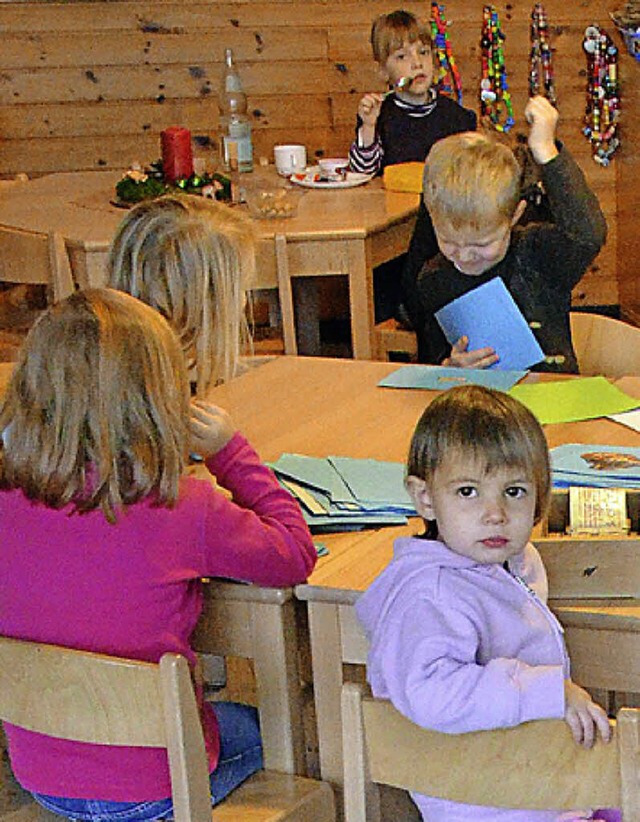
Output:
(0, 0), (636, 314)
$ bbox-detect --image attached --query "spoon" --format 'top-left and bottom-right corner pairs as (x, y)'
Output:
(384, 76), (413, 97)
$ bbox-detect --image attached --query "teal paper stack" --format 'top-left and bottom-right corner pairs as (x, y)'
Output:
(551, 443), (640, 489)
(269, 453), (416, 532)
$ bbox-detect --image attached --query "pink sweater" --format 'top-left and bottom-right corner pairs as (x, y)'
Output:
(0, 433), (316, 801)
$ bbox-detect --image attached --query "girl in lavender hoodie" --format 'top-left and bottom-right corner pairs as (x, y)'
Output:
(356, 385), (616, 822)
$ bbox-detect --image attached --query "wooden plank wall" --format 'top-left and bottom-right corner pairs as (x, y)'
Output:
(0, 0), (637, 315)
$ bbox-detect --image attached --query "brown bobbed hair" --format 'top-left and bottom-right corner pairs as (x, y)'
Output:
(407, 385), (551, 525)
(370, 9), (432, 64)
(0, 288), (190, 523)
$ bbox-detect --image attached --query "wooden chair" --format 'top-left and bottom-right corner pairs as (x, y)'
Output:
(341, 682), (640, 822)
(570, 311), (640, 378)
(0, 226), (75, 304)
(373, 318), (417, 361)
(0, 635), (335, 822)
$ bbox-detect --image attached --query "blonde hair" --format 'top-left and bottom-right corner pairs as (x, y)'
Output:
(408, 385), (550, 525)
(0, 288), (190, 523)
(423, 132), (522, 231)
(108, 194), (257, 396)
(371, 9), (432, 64)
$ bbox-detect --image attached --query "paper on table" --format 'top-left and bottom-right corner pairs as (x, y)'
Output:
(328, 456), (413, 507)
(272, 454), (416, 532)
(551, 443), (640, 489)
(609, 408), (640, 433)
(509, 377), (640, 425)
(280, 479), (329, 515)
(378, 365), (527, 392)
(268, 453), (352, 502)
(434, 277), (545, 371)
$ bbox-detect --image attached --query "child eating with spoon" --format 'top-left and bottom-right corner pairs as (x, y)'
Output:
(349, 9), (476, 177)
(349, 9), (476, 323)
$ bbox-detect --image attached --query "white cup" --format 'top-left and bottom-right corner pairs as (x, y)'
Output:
(318, 157), (349, 181)
(273, 144), (307, 177)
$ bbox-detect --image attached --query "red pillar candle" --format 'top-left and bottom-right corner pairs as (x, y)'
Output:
(160, 126), (194, 184)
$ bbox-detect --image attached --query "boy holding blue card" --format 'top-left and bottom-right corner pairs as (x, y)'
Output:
(405, 96), (606, 372)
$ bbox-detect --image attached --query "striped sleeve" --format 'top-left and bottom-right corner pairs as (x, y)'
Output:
(349, 136), (383, 175)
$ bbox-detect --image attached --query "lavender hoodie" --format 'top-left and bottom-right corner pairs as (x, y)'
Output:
(356, 535), (580, 822)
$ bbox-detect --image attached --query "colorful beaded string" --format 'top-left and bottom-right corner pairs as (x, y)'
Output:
(431, 2), (463, 105)
(583, 25), (621, 166)
(529, 4), (556, 104)
(479, 6), (515, 132)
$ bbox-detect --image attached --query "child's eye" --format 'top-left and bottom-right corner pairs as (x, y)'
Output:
(457, 486), (477, 498)
(505, 486), (527, 498)
(419, 47), (431, 56)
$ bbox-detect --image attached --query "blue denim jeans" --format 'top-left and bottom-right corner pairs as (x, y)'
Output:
(31, 702), (263, 821)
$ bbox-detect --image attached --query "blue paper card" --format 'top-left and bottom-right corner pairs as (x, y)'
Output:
(551, 443), (640, 489)
(328, 457), (413, 507)
(378, 365), (526, 392)
(268, 454), (352, 502)
(435, 277), (545, 371)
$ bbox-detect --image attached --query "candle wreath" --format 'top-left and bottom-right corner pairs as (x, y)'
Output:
(115, 161), (231, 205)
(115, 126), (231, 205)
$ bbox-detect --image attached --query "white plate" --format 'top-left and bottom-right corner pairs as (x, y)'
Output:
(289, 167), (373, 190)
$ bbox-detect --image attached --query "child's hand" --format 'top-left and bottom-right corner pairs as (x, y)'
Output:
(525, 96), (559, 166)
(189, 400), (235, 459)
(564, 680), (612, 748)
(357, 93), (384, 146)
(442, 336), (499, 369)
(358, 92), (383, 127)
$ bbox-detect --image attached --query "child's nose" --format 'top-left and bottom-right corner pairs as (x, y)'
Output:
(483, 498), (506, 523)
(457, 247), (476, 263)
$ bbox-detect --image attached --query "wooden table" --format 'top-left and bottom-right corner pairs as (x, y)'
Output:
(4, 356), (639, 796)
(0, 171), (419, 359)
(204, 357), (640, 796)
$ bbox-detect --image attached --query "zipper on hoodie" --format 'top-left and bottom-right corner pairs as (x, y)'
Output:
(502, 561), (570, 675)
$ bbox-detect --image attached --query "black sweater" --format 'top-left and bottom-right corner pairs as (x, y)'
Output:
(406, 147), (607, 373)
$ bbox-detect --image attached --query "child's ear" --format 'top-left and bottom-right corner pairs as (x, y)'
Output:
(511, 199), (527, 227)
(406, 475), (435, 519)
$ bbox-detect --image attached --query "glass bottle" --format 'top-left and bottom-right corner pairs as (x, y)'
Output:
(219, 48), (253, 173)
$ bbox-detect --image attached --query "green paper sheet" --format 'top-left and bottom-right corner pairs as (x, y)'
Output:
(508, 377), (639, 425)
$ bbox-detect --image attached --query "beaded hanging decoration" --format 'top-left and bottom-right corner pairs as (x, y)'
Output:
(529, 4), (556, 104)
(583, 25), (621, 166)
(479, 6), (515, 132)
(431, 2), (463, 105)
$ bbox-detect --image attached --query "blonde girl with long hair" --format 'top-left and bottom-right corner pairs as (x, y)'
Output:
(0, 288), (316, 821)
(109, 194), (256, 397)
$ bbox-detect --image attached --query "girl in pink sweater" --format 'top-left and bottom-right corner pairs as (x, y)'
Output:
(0, 288), (316, 820)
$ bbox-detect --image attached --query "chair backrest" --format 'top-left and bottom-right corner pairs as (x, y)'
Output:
(570, 311), (640, 378)
(191, 581), (306, 775)
(0, 636), (213, 822)
(0, 226), (75, 303)
(341, 682), (640, 822)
